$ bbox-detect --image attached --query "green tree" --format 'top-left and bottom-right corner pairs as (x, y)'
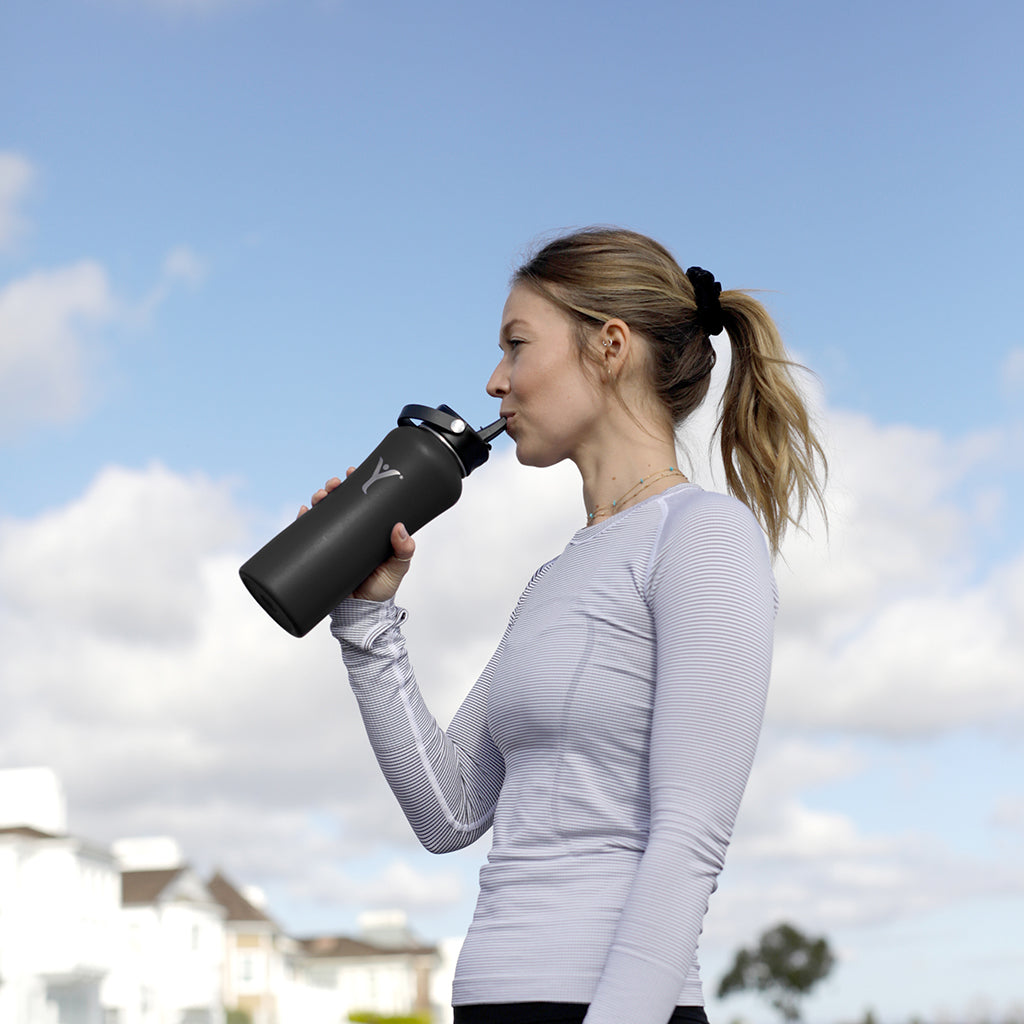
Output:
(717, 922), (835, 1022)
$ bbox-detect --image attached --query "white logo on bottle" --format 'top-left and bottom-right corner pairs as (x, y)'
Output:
(362, 457), (404, 494)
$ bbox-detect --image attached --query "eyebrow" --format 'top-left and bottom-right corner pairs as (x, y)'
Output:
(500, 318), (529, 341)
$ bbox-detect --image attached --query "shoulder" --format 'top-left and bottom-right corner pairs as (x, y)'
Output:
(645, 486), (775, 602)
(655, 485), (767, 551)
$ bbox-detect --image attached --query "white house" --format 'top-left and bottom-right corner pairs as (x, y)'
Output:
(208, 870), (299, 1024)
(291, 911), (440, 1023)
(100, 838), (226, 1024)
(0, 768), (448, 1024)
(0, 768), (121, 1024)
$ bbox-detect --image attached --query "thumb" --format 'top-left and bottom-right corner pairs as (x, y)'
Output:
(390, 522), (416, 563)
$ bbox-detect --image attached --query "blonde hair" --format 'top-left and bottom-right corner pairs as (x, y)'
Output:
(513, 227), (826, 554)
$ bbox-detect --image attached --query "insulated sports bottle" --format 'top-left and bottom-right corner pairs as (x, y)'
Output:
(239, 404), (506, 637)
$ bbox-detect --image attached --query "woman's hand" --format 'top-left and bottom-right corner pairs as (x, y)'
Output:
(297, 473), (416, 603)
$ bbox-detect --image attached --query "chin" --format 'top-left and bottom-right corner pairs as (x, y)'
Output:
(514, 444), (563, 470)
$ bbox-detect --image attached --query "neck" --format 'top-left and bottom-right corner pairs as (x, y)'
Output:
(575, 430), (683, 526)
(565, 375), (686, 524)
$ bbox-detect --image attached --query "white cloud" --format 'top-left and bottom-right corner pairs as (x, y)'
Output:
(0, 156), (206, 437)
(738, 737), (865, 820)
(0, 462), (243, 644)
(0, 261), (116, 438)
(0, 240), (206, 438)
(285, 858), (466, 918)
(132, 244), (207, 325)
(0, 152), (33, 252)
(770, 411), (1023, 736)
(707, 827), (1019, 943)
(772, 562), (1024, 734)
(702, 736), (1024, 951)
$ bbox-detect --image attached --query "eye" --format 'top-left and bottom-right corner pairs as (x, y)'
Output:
(499, 336), (526, 357)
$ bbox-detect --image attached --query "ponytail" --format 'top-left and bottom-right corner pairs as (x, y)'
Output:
(718, 291), (827, 554)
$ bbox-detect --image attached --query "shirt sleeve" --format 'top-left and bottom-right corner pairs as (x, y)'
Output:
(330, 596), (507, 854)
(584, 494), (777, 1024)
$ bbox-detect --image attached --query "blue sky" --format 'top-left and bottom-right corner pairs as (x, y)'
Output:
(2, 1), (1023, 1022)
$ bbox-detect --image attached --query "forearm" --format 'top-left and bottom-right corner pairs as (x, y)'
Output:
(331, 597), (503, 853)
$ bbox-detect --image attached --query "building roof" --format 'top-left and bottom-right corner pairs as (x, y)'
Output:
(121, 867), (186, 905)
(208, 870), (275, 925)
(297, 935), (437, 959)
(0, 825), (61, 839)
(0, 825), (117, 866)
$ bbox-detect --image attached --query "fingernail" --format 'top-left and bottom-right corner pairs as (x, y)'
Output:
(397, 524), (409, 540)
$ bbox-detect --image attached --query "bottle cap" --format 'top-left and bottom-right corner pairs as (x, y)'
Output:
(397, 404), (505, 476)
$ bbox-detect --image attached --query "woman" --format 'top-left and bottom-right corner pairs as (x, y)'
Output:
(303, 228), (826, 1024)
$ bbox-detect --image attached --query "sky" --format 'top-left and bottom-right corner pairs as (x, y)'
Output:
(1, 0), (1023, 1021)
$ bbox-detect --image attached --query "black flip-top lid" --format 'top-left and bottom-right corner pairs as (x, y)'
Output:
(397, 404), (506, 477)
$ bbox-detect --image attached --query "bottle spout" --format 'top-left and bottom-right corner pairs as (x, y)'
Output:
(477, 417), (507, 443)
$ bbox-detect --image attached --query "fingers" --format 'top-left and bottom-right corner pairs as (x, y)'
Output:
(300, 474), (343, 519)
(311, 477), (343, 507)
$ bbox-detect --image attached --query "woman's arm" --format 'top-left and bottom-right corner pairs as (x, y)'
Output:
(585, 495), (776, 1024)
(303, 473), (503, 851)
(331, 597), (507, 854)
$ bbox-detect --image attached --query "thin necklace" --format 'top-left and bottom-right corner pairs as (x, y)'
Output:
(586, 467), (685, 525)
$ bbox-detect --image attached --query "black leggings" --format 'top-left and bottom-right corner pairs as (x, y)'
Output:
(454, 1004), (709, 1024)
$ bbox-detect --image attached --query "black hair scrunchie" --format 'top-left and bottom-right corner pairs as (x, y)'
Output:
(685, 266), (724, 337)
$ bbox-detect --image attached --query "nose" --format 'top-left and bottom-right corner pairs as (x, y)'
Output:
(486, 358), (508, 399)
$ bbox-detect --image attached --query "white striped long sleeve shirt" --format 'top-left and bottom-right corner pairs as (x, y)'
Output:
(331, 483), (776, 1024)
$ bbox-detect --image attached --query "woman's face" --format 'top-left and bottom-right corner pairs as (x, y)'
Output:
(486, 285), (605, 467)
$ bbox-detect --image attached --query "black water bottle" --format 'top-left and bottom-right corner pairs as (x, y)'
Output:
(239, 404), (506, 637)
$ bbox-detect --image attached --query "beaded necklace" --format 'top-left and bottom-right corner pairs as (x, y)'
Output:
(586, 466), (685, 525)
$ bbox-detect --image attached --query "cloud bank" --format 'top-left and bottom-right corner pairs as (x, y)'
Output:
(1, 391), (1021, 939)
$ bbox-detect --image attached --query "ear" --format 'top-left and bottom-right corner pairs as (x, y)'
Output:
(597, 318), (633, 380)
